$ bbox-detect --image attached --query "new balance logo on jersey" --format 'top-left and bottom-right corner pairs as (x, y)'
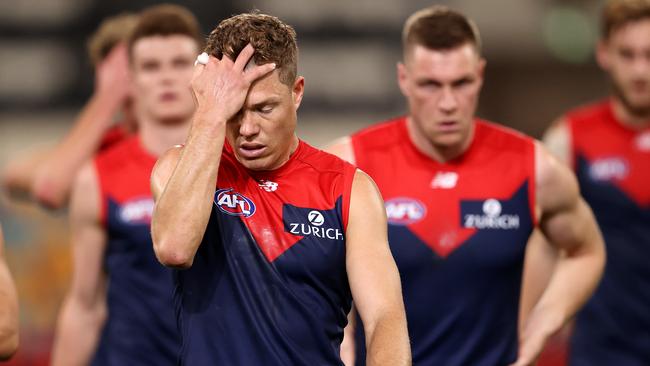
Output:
(636, 131), (650, 151)
(589, 157), (628, 181)
(287, 209), (343, 240)
(258, 180), (278, 192)
(119, 197), (154, 224)
(431, 171), (458, 189)
(385, 197), (426, 225)
(463, 199), (519, 230)
(215, 188), (256, 217)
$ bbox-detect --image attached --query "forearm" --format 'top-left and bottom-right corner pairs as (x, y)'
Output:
(51, 296), (106, 366)
(365, 311), (410, 366)
(32, 92), (123, 208)
(152, 116), (226, 268)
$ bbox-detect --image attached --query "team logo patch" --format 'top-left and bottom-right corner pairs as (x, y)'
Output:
(385, 197), (427, 225)
(285, 207), (344, 241)
(431, 171), (458, 189)
(118, 197), (154, 224)
(636, 131), (650, 151)
(258, 179), (278, 192)
(589, 157), (628, 181)
(462, 198), (520, 230)
(214, 188), (256, 217)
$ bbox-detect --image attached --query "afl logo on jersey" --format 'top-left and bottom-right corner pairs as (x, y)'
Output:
(119, 197), (154, 224)
(589, 157), (628, 181)
(385, 197), (427, 225)
(214, 188), (256, 217)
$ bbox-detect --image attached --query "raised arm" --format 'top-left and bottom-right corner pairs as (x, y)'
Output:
(0, 224), (19, 360)
(51, 162), (108, 366)
(151, 45), (276, 268)
(346, 170), (410, 366)
(2, 44), (132, 209)
(512, 142), (605, 366)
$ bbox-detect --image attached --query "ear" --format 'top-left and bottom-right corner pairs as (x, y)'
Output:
(477, 57), (487, 88)
(397, 62), (410, 97)
(292, 76), (305, 109)
(596, 39), (610, 71)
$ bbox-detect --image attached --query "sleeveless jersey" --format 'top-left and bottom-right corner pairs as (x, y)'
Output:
(351, 117), (536, 366)
(566, 100), (650, 366)
(175, 140), (357, 365)
(92, 135), (179, 365)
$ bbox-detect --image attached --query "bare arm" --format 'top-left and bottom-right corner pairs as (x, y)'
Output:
(512, 142), (605, 366)
(151, 45), (276, 268)
(518, 117), (570, 329)
(0, 224), (19, 360)
(346, 170), (410, 366)
(324, 136), (356, 165)
(51, 163), (108, 366)
(1, 45), (131, 209)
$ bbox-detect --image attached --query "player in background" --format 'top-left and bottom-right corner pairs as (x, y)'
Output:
(0, 223), (18, 361)
(50, 5), (201, 365)
(327, 5), (606, 366)
(1, 13), (138, 209)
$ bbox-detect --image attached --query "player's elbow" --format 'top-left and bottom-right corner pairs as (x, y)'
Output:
(0, 327), (19, 361)
(153, 237), (195, 269)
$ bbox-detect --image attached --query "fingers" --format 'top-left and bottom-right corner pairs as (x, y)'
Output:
(244, 62), (277, 84)
(234, 44), (255, 71)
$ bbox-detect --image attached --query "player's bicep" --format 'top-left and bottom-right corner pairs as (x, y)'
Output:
(150, 145), (183, 202)
(346, 170), (403, 332)
(68, 163), (107, 306)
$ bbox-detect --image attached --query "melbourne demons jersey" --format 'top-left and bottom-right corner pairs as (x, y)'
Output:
(175, 140), (357, 365)
(92, 136), (179, 365)
(565, 100), (650, 366)
(351, 117), (536, 366)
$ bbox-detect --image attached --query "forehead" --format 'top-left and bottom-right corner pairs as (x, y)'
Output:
(608, 18), (650, 47)
(246, 70), (291, 103)
(405, 43), (480, 78)
(131, 35), (198, 62)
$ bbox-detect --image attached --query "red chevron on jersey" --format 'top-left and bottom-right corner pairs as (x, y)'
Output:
(352, 117), (536, 258)
(567, 100), (650, 205)
(216, 141), (355, 262)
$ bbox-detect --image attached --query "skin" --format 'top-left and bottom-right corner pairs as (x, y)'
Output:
(50, 35), (197, 366)
(1, 44), (135, 209)
(0, 224), (19, 360)
(327, 42), (605, 366)
(150, 43), (410, 366)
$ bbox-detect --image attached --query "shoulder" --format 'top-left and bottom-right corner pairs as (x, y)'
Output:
(476, 119), (535, 154)
(95, 135), (138, 170)
(535, 141), (579, 215)
(350, 116), (406, 149)
(563, 99), (610, 127)
(297, 141), (356, 175)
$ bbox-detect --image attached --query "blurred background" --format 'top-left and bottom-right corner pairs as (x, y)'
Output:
(0, 0), (607, 364)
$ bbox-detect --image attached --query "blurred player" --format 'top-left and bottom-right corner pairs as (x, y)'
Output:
(0, 223), (18, 360)
(50, 5), (202, 365)
(540, 0), (650, 364)
(1, 13), (138, 209)
(151, 12), (410, 365)
(327, 6), (606, 366)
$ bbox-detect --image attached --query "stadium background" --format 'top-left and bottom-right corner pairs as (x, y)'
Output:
(0, 0), (607, 364)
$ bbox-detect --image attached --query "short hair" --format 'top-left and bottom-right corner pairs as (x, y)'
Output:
(402, 5), (481, 58)
(204, 12), (298, 86)
(602, 0), (650, 39)
(87, 13), (138, 66)
(128, 4), (204, 55)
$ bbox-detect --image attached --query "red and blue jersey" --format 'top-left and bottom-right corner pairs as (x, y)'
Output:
(92, 135), (179, 365)
(565, 100), (650, 366)
(175, 140), (357, 365)
(351, 117), (536, 365)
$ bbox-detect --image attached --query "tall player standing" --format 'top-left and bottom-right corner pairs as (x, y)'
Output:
(540, 0), (650, 364)
(327, 6), (606, 366)
(50, 5), (202, 365)
(151, 12), (410, 366)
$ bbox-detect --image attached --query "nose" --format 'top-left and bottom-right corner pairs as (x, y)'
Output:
(438, 87), (458, 114)
(238, 111), (260, 138)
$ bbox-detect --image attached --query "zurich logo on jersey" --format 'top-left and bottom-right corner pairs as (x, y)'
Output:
(385, 197), (427, 225)
(214, 188), (256, 217)
(463, 198), (519, 230)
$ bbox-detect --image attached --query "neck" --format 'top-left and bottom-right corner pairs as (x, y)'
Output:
(138, 116), (191, 157)
(406, 117), (474, 163)
(611, 97), (650, 129)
